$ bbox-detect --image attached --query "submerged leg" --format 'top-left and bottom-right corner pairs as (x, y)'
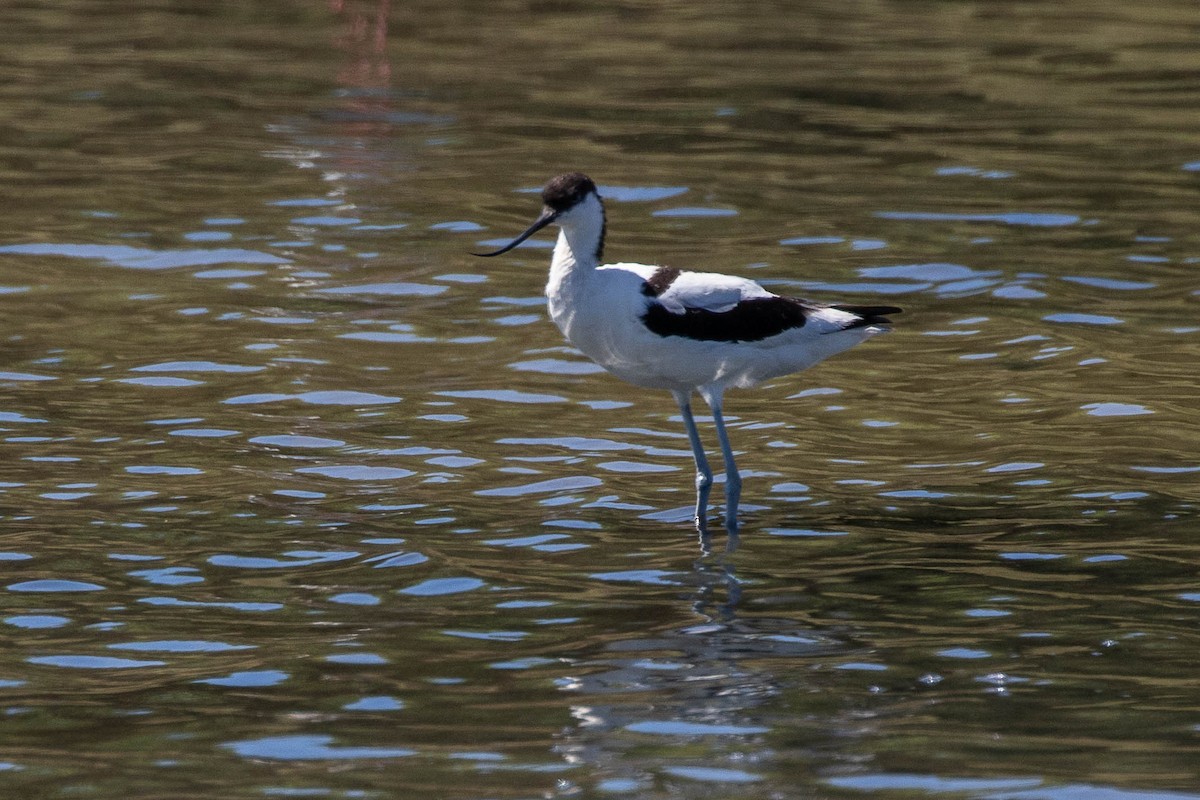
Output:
(699, 386), (741, 535)
(672, 389), (712, 535)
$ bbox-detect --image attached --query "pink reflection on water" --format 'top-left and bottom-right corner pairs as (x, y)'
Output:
(330, 0), (391, 86)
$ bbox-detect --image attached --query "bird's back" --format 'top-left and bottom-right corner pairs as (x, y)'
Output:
(547, 261), (897, 392)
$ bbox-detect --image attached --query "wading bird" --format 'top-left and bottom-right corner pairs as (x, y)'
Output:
(475, 173), (899, 536)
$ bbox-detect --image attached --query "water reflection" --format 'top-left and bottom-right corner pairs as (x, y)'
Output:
(555, 549), (881, 792)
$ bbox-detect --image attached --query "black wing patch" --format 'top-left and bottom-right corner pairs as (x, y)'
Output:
(642, 299), (903, 343)
(640, 266), (682, 297)
(642, 296), (814, 343)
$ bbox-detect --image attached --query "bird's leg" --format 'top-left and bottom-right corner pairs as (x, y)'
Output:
(700, 387), (741, 535)
(673, 390), (712, 535)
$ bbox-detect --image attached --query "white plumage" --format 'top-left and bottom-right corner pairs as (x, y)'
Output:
(477, 173), (900, 536)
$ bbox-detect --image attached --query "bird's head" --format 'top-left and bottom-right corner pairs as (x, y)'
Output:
(473, 172), (601, 258)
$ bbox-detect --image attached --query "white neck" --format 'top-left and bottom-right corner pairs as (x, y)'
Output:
(545, 194), (606, 335)
(549, 193), (605, 276)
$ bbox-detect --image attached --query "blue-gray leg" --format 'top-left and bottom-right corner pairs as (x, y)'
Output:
(699, 386), (740, 535)
(672, 390), (712, 534)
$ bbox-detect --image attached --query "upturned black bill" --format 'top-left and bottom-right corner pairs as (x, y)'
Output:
(472, 207), (558, 257)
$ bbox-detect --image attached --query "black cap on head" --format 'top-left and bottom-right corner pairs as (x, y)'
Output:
(542, 172), (597, 212)
(471, 172), (601, 258)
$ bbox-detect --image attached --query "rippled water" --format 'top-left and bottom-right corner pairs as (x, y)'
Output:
(2, 1), (1199, 798)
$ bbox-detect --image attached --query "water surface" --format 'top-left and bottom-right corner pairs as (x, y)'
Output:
(1, 1), (1198, 798)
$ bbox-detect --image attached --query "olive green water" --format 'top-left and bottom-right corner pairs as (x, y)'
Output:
(1, 1), (1198, 798)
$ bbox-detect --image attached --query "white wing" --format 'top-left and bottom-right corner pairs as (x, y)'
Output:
(654, 270), (774, 313)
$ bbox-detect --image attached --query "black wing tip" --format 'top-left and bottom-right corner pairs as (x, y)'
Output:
(831, 304), (903, 329)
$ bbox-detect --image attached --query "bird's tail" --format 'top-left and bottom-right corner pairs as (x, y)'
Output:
(831, 305), (902, 330)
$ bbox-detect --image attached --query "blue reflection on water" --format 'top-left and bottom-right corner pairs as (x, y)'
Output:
(342, 696), (404, 711)
(0, 371), (56, 381)
(590, 570), (683, 586)
(325, 653), (387, 665)
(875, 210), (1080, 226)
(661, 766), (763, 783)
(196, 670), (289, 688)
(437, 389), (567, 404)
(250, 434), (345, 448)
(209, 551), (359, 569)
(1044, 313), (1124, 326)
(295, 465), (415, 480)
(0, 242), (289, 269)
(443, 630), (528, 642)
(828, 774), (1200, 800)
(476, 476), (603, 498)
(125, 466), (204, 475)
(652, 206), (737, 217)
(8, 580), (104, 592)
(129, 567), (203, 586)
(28, 655), (164, 669)
(224, 390), (401, 405)
(398, 577), (486, 596)
(223, 734), (415, 760)
(118, 376), (204, 387)
(109, 640), (254, 653)
(132, 360), (265, 373)
(316, 281), (447, 296)
(366, 551), (429, 569)
(140, 597), (283, 612)
(328, 593), (381, 606)
(1081, 403), (1152, 417)
(4, 615), (70, 629)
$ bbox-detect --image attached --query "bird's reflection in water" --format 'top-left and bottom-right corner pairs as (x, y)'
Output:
(698, 523), (739, 557)
(690, 537), (742, 626)
(550, 531), (848, 792)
